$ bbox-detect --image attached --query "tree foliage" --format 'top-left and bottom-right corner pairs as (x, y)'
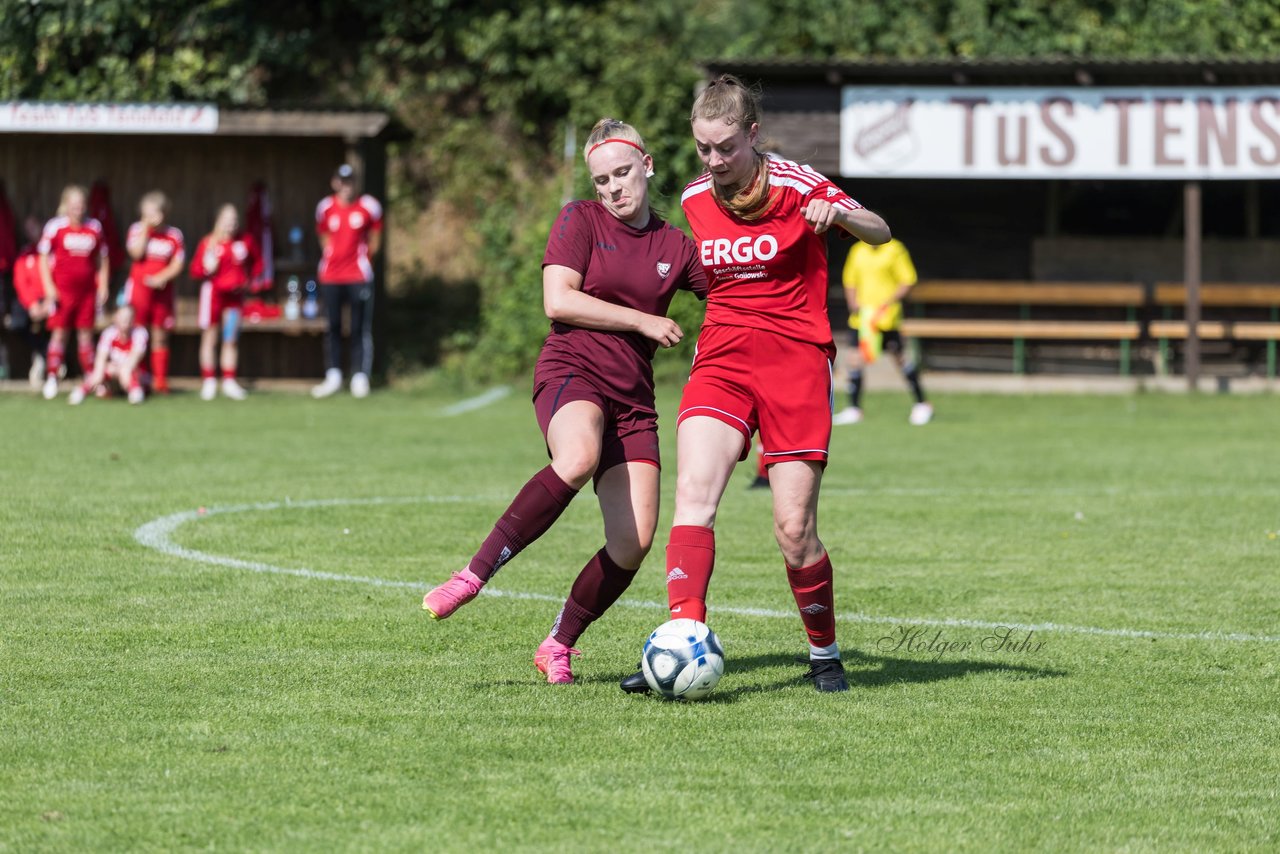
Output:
(6, 0), (1280, 377)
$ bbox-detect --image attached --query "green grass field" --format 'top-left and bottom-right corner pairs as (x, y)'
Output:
(2, 384), (1279, 852)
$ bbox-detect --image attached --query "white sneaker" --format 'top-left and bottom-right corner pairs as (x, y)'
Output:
(221, 378), (248, 401)
(350, 372), (370, 399)
(128, 386), (145, 405)
(832, 406), (863, 426)
(42, 374), (58, 400)
(68, 385), (86, 405)
(311, 368), (342, 399)
(29, 353), (46, 389)
(909, 402), (934, 426)
(200, 378), (218, 401)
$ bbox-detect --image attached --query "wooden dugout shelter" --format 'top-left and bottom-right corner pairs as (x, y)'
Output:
(705, 57), (1280, 383)
(0, 102), (390, 379)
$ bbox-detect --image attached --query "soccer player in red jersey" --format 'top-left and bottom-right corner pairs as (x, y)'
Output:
(10, 216), (53, 387)
(311, 163), (383, 400)
(190, 204), (261, 401)
(423, 118), (707, 684)
(67, 304), (149, 406)
(124, 191), (185, 394)
(38, 185), (109, 401)
(621, 75), (891, 694)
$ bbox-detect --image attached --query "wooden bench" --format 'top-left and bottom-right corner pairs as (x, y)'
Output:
(1151, 283), (1280, 377)
(170, 296), (329, 336)
(902, 280), (1144, 374)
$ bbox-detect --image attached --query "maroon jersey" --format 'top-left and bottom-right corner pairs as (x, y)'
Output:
(538, 201), (707, 405)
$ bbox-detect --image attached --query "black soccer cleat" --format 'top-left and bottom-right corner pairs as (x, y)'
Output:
(803, 658), (849, 693)
(620, 667), (651, 694)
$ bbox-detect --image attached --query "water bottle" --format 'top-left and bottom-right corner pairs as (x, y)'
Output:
(284, 275), (301, 321)
(302, 279), (318, 319)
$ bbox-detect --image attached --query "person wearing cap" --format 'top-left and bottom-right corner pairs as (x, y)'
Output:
(311, 163), (383, 399)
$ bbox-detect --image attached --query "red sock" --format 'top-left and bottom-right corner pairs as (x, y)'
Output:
(787, 553), (837, 648)
(201, 367), (216, 380)
(222, 368), (236, 381)
(666, 525), (715, 622)
(77, 342), (95, 378)
(47, 340), (65, 377)
(552, 547), (636, 647)
(467, 465), (578, 582)
(151, 348), (170, 390)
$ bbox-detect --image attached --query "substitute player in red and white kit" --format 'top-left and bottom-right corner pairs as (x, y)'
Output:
(311, 163), (383, 399)
(68, 304), (149, 406)
(124, 191), (185, 394)
(620, 75), (891, 694)
(423, 118), (707, 685)
(38, 185), (109, 400)
(190, 204), (261, 401)
(10, 216), (53, 388)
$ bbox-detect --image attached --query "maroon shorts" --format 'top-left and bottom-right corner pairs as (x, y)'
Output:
(126, 280), (175, 331)
(678, 324), (834, 466)
(48, 286), (97, 331)
(533, 372), (661, 486)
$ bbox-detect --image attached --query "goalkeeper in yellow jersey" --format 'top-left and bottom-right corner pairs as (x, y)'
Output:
(833, 238), (932, 426)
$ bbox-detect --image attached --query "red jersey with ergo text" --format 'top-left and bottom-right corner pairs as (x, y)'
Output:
(681, 154), (862, 347)
(126, 222), (185, 293)
(38, 216), (107, 291)
(316, 194), (383, 284)
(190, 233), (262, 292)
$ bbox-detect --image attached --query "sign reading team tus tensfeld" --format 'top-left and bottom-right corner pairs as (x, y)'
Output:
(0, 102), (219, 134)
(841, 87), (1280, 179)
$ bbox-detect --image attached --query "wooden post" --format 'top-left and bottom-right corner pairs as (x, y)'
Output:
(1184, 181), (1202, 390)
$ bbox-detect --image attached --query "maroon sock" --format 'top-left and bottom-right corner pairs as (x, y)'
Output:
(787, 553), (837, 647)
(666, 525), (716, 622)
(551, 547), (636, 647)
(467, 465), (578, 581)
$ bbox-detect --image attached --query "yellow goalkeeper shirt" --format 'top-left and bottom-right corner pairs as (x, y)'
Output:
(842, 238), (917, 331)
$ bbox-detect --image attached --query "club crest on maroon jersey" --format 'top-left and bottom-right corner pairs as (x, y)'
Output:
(656, 262), (671, 279)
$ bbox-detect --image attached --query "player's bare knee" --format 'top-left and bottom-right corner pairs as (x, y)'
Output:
(552, 450), (599, 490)
(606, 535), (650, 570)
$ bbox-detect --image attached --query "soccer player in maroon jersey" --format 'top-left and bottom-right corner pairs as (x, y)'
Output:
(124, 191), (185, 394)
(311, 164), (383, 400)
(423, 118), (707, 684)
(621, 76), (891, 694)
(191, 204), (261, 401)
(37, 185), (109, 400)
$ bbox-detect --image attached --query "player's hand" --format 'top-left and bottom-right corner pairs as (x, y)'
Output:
(637, 315), (684, 348)
(801, 199), (840, 234)
(144, 274), (163, 289)
(202, 250), (219, 272)
(95, 290), (108, 308)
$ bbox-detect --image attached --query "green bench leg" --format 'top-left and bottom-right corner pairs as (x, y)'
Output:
(1120, 306), (1134, 376)
(1014, 304), (1029, 375)
(1270, 307), (1278, 381)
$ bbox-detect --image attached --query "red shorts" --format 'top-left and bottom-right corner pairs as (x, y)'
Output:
(198, 283), (244, 334)
(533, 372), (661, 487)
(679, 324), (834, 466)
(126, 279), (175, 331)
(47, 286), (97, 331)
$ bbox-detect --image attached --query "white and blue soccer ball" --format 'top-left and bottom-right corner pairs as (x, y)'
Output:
(641, 618), (725, 700)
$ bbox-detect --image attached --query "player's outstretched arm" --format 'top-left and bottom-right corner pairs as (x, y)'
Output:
(802, 200), (890, 244)
(543, 264), (683, 348)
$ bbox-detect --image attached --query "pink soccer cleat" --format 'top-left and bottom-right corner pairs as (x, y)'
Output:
(534, 635), (581, 684)
(422, 568), (485, 619)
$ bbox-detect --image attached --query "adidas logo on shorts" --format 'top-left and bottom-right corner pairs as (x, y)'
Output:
(800, 603), (829, 615)
(666, 567), (688, 583)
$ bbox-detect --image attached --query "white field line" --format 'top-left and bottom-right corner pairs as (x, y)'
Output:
(441, 386), (511, 416)
(132, 496), (1280, 645)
